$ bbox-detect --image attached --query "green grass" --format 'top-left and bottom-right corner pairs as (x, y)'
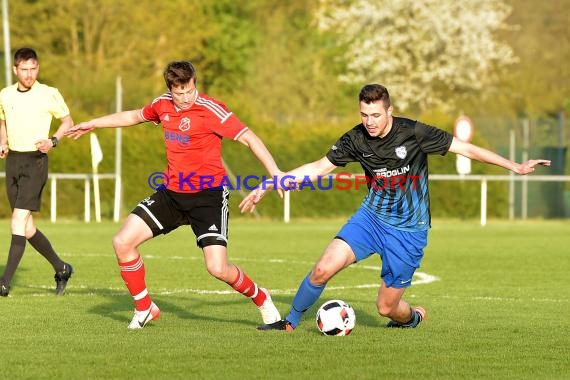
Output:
(0, 219), (568, 379)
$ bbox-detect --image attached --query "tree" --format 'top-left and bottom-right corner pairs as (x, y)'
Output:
(497, 0), (570, 117)
(231, 0), (352, 125)
(315, 0), (517, 113)
(197, 0), (261, 96)
(8, 0), (211, 112)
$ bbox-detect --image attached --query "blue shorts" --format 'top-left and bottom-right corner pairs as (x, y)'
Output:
(336, 207), (428, 288)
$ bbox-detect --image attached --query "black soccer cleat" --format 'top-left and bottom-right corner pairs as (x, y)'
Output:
(54, 263), (73, 296)
(0, 284), (9, 297)
(257, 319), (294, 332)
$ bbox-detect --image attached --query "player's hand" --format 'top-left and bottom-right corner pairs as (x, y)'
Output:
(35, 139), (55, 153)
(64, 122), (96, 140)
(0, 143), (8, 158)
(272, 174), (302, 193)
(268, 171), (288, 198)
(518, 159), (551, 175)
(239, 187), (269, 213)
(279, 175), (298, 191)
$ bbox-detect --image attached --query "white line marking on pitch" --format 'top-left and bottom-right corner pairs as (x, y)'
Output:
(55, 252), (440, 292)
(17, 255), (569, 304)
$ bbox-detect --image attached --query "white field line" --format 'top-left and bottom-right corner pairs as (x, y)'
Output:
(20, 253), (569, 303)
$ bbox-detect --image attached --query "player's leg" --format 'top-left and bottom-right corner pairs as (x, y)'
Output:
(114, 213), (160, 329)
(259, 208), (374, 331)
(24, 215), (73, 295)
(193, 188), (280, 324)
(0, 208), (31, 296)
(201, 244), (280, 324)
(1, 152), (37, 296)
(289, 238), (355, 327)
(119, 191), (179, 329)
(1, 151), (72, 296)
(25, 214), (65, 271)
(377, 282), (425, 327)
(258, 238), (356, 331)
(377, 228), (428, 328)
(21, 151), (65, 271)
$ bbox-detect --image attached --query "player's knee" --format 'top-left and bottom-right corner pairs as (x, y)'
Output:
(112, 233), (133, 257)
(201, 239), (229, 280)
(205, 262), (225, 280)
(310, 266), (332, 285)
(10, 215), (28, 233)
(24, 225), (36, 239)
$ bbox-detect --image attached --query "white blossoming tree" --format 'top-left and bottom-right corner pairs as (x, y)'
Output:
(316, 0), (517, 113)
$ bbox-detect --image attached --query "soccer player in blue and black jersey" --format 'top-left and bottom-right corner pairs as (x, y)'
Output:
(240, 84), (551, 331)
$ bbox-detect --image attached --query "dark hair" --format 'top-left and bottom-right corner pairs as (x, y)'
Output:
(13, 47), (38, 66)
(359, 84), (391, 109)
(163, 61), (197, 90)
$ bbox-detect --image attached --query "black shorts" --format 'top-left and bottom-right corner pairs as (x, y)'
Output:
(5, 151), (48, 211)
(131, 187), (229, 248)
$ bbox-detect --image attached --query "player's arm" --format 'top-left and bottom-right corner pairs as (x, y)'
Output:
(0, 120), (8, 158)
(52, 115), (74, 141)
(281, 156), (338, 188)
(239, 156), (337, 213)
(36, 114), (75, 153)
(65, 109), (145, 140)
(237, 129), (282, 177)
(448, 137), (551, 175)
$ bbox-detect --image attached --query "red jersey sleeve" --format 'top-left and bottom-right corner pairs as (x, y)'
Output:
(195, 95), (249, 140)
(140, 96), (166, 125)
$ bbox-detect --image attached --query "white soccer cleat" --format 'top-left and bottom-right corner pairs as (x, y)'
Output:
(128, 302), (160, 330)
(257, 288), (281, 324)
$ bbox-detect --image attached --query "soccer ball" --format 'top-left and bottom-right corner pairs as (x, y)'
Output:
(316, 299), (356, 336)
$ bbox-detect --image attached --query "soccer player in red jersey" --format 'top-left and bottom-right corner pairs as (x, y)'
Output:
(66, 61), (282, 329)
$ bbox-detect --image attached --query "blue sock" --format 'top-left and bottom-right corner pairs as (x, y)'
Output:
(286, 273), (325, 328)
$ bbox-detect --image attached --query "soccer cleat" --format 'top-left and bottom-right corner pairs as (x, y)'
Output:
(257, 319), (294, 332)
(54, 263), (73, 296)
(0, 284), (9, 297)
(128, 302), (161, 330)
(386, 306), (427, 328)
(257, 288), (281, 324)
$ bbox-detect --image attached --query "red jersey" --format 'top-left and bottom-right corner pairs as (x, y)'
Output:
(141, 92), (249, 193)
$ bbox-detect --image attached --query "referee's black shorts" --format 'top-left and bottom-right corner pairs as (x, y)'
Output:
(131, 187), (230, 248)
(5, 150), (48, 211)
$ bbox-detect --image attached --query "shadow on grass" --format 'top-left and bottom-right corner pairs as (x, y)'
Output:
(84, 290), (266, 328)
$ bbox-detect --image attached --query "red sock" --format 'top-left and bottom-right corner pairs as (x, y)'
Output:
(119, 256), (151, 311)
(229, 266), (267, 307)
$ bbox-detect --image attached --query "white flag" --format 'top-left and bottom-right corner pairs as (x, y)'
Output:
(90, 133), (103, 170)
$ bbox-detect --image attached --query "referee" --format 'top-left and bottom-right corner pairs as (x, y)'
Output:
(0, 48), (73, 297)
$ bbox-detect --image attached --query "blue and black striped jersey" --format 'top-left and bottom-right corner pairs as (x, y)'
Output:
(326, 117), (453, 231)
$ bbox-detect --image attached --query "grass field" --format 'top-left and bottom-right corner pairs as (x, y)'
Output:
(0, 218), (568, 379)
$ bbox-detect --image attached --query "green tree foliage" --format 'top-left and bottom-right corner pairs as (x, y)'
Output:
(225, 1), (354, 126)
(489, 0), (570, 117)
(0, 0), (563, 220)
(9, 0), (210, 113)
(198, 0), (261, 95)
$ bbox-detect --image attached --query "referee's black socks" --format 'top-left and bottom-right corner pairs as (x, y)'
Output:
(28, 229), (65, 272)
(1, 234), (27, 285)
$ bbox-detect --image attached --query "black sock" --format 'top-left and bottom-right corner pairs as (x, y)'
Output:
(28, 229), (65, 272)
(403, 309), (420, 327)
(1, 235), (27, 286)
